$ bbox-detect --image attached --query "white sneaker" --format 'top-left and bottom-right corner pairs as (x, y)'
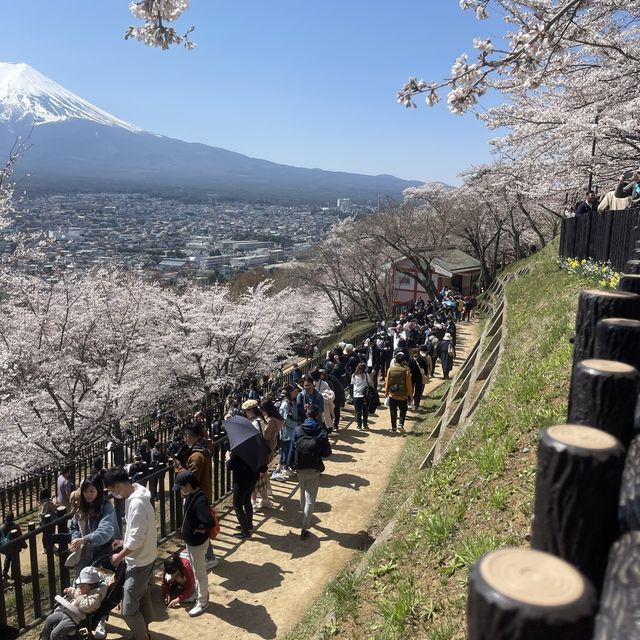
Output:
(261, 498), (275, 509)
(188, 600), (209, 617)
(94, 618), (107, 640)
(205, 557), (219, 570)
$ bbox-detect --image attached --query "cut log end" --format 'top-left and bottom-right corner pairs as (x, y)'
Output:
(547, 424), (619, 452)
(468, 548), (597, 640)
(581, 289), (638, 300)
(598, 318), (640, 329)
(580, 358), (637, 375)
(478, 548), (586, 607)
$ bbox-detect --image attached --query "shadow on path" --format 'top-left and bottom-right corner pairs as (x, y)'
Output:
(217, 559), (292, 593)
(207, 598), (278, 639)
(320, 473), (370, 491)
(312, 524), (375, 551)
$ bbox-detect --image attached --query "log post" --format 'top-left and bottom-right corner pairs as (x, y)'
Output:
(618, 434), (640, 534)
(593, 531), (640, 638)
(625, 259), (640, 274)
(572, 290), (640, 364)
(594, 318), (640, 371)
(567, 359), (639, 447)
(467, 547), (596, 640)
(531, 424), (625, 592)
(618, 273), (640, 295)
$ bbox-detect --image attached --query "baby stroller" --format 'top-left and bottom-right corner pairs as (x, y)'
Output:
(46, 555), (126, 640)
(78, 555), (126, 639)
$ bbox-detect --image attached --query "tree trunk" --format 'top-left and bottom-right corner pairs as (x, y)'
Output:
(467, 547), (596, 640)
(517, 195), (547, 248)
(572, 289), (640, 364)
(567, 358), (639, 447)
(593, 532), (640, 639)
(531, 424), (625, 592)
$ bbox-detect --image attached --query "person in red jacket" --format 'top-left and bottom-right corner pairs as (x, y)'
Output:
(162, 553), (196, 608)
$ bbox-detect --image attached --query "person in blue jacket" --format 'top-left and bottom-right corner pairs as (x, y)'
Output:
(69, 475), (121, 574)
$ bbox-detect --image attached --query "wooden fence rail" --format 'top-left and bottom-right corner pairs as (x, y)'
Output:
(467, 256), (640, 639)
(559, 209), (640, 271)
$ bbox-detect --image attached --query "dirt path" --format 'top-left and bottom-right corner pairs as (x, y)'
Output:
(101, 320), (480, 640)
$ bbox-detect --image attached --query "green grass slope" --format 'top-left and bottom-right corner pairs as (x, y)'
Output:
(287, 240), (593, 640)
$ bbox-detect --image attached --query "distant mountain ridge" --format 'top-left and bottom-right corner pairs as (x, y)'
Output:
(0, 62), (434, 203)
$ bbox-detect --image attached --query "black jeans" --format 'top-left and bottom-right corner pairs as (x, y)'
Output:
(334, 402), (341, 430)
(413, 382), (424, 408)
(233, 482), (255, 535)
(388, 397), (408, 430)
(353, 396), (368, 428)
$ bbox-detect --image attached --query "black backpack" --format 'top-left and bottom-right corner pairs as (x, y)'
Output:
(295, 432), (323, 470)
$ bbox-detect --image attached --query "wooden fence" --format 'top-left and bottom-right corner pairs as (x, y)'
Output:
(559, 209), (640, 271)
(466, 257), (640, 639)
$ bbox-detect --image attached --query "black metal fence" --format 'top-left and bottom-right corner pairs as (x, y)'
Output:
(0, 459), (204, 636)
(559, 209), (640, 272)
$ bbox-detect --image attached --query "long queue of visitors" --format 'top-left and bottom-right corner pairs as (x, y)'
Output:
(0, 288), (474, 640)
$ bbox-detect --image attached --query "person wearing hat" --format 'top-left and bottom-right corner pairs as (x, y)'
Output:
(173, 471), (214, 617)
(242, 399), (274, 509)
(440, 333), (455, 380)
(41, 566), (107, 640)
(103, 467), (156, 640)
(174, 423), (218, 569)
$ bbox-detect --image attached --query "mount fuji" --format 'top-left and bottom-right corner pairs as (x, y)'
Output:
(0, 62), (424, 202)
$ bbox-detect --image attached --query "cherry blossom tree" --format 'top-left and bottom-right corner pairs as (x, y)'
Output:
(160, 281), (335, 406)
(126, 0), (195, 49)
(398, 1), (640, 114)
(365, 202), (453, 299)
(0, 270), (169, 479)
(299, 219), (395, 324)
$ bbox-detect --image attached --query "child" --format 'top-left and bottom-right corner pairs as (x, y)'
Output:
(161, 552), (196, 608)
(41, 566), (107, 640)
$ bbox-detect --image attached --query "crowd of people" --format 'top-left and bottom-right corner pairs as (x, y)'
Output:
(0, 290), (472, 640)
(573, 170), (640, 215)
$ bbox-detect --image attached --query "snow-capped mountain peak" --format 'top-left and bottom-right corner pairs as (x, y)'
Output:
(0, 62), (141, 132)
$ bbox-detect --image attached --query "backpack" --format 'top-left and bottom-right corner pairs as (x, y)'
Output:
(294, 432), (323, 470)
(208, 506), (220, 540)
(387, 365), (407, 396)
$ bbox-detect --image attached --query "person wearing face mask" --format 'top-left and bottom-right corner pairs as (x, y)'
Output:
(104, 467), (157, 640)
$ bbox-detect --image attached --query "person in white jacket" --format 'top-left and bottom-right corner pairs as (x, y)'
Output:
(104, 467), (157, 640)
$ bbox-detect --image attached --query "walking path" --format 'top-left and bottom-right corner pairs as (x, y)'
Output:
(104, 320), (479, 640)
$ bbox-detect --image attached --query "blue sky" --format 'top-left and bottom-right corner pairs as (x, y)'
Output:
(1, 1), (507, 184)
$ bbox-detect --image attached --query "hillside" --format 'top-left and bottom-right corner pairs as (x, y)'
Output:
(285, 240), (589, 640)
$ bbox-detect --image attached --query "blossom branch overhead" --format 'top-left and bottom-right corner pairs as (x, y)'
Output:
(396, 0), (601, 114)
(125, 0), (196, 50)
